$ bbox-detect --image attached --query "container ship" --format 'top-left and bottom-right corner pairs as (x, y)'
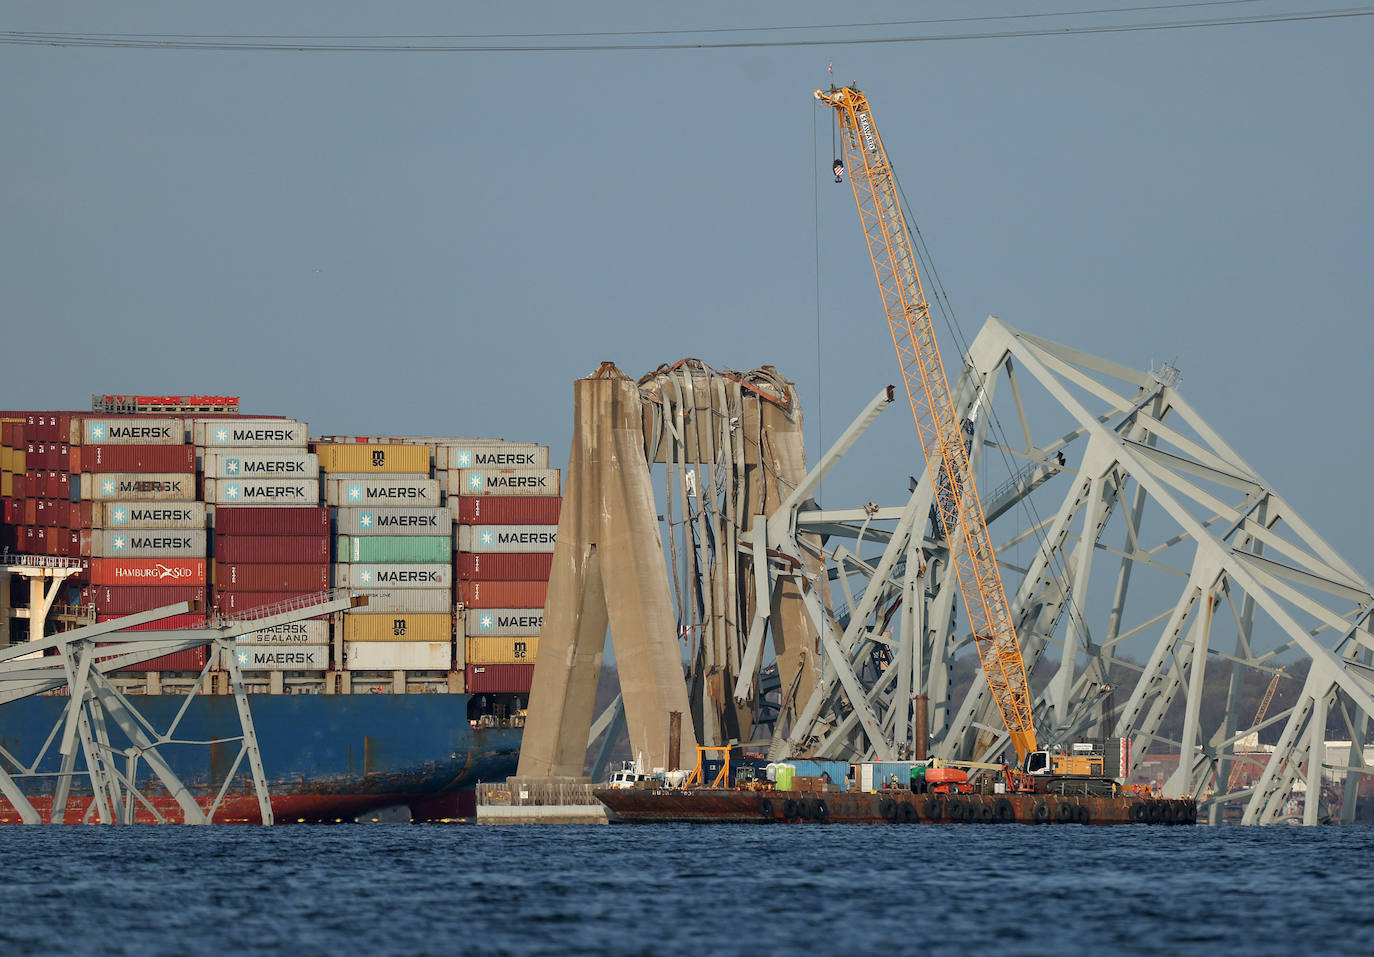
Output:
(0, 395), (559, 823)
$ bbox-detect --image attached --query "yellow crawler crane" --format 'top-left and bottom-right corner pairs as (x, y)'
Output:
(815, 84), (1038, 764)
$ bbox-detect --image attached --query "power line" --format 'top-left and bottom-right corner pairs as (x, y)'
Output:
(2, 7), (1370, 52)
(0, 2), (1274, 41)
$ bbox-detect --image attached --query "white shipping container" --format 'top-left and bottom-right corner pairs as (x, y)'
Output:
(224, 644), (329, 670)
(336, 506), (449, 537)
(78, 417), (184, 445)
(346, 563), (451, 590)
(464, 607), (544, 637)
(435, 443), (549, 471)
(192, 419), (309, 448)
(345, 641), (451, 671)
(325, 476), (441, 508)
(347, 589), (452, 615)
(456, 524), (557, 554)
(82, 473), (195, 501)
(91, 501), (207, 529)
(203, 477), (320, 506)
(235, 620), (330, 645)
(450, 468), (560, 498)
(203, 449), (319, 479)
(90, 528), (206, 559)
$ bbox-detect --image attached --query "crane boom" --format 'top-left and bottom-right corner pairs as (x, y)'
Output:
(816, 84), (1037, 761)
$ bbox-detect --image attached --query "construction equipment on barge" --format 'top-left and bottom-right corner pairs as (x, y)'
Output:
(594, 745), (1196, 825)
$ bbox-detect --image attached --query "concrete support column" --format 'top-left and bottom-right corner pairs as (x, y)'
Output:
(519, 367), (699, 778)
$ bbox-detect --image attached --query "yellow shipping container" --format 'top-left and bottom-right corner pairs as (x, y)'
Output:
(343, 613), (452, 642)
(466, 635), (539, 665)
(1, 472), (11, 498)
(314, 443), (430, 475)
(12, 448), (25, 472)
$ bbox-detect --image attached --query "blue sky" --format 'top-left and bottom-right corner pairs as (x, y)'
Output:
(3, 2), (1370, 574)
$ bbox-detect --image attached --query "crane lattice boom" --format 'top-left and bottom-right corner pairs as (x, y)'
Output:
(816, 85), (1037, 760)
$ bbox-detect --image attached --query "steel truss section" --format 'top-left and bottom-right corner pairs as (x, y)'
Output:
(0, 591), (358, 825)
(751, 317), (1372, 825)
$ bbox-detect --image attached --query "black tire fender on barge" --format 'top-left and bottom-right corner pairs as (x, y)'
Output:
(1075, 805), (1090, 825)
(879, 797), (898, 821)
(1056, 802), (1075, 824)
(759, 797), (774, 820)
(810, 799), (829, 822)
(898, 801), (917, 824)
(1033, 802), (1051, 824)
(1130, 801), (1149, 824)
(975, 802), (995, 824)
(993, 798), (1015, 823)
(782, 798), (800, 820)
(946, 799), (966, 821)
(922, 797), (941, 821)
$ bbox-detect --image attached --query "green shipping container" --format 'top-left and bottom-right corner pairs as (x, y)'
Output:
(337, 534), (452, 563)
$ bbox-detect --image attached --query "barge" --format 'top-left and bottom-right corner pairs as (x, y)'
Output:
(595, 785), (1196, 826)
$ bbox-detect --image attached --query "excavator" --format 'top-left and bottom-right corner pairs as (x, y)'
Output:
(816, 83), (1123, 796)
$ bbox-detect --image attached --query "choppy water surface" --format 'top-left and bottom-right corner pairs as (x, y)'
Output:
(3, 823), (1371, 955)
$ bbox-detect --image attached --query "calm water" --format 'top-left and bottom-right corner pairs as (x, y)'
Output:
(2, 823), (1371, 955)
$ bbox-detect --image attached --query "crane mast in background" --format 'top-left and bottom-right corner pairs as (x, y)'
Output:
(815, 84), (1038, 762)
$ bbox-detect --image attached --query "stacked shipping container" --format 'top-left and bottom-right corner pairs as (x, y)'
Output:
(1, 408), (559, 694)
(441, 443), (559, 697)
(319, 442), (453, 672)
(75, 415), (208, 671)
(201, 422), (330, 674)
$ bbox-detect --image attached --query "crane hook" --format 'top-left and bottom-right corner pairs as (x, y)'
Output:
(832, 159), (845, 184)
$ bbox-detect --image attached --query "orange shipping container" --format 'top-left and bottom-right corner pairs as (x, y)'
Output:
(453, 580), (548, 609)
(91, 558), (207, 587)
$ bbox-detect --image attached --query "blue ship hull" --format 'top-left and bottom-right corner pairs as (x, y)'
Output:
(0, 694), (521, 823)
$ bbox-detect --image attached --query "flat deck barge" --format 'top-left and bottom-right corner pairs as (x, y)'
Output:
(596, 786), (1197, 826)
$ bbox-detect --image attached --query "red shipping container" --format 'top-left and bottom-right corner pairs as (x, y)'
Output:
(1, 421), (19, 446)
(213, 590), (328, 617)
(2, 498), (18, 524)
(465, 663), (535, 694)
(89, 585), (206, 615)
(454, 496), (562, 526)
(213, 534), (329, 564)
(56, 444), (70, 471)
(454, 580), (548, 609)
(78, 444), (195, 473)
(97, 642), (210, 673)
(47, 471), (68, 501)
(91, 558), (207, 587)
(11, 472), (24, 499)
(212, 506), (330, 536)
(26, 472), (45, 501)
(97, 613), (208, 632)
(213, 562), (329, 592)
(455, 553), (553, 581)
(73, 501), (93, 528)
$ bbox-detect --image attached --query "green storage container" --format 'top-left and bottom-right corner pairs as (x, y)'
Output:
(337, 534), (452, 564)
(775, 764), (796, 791)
